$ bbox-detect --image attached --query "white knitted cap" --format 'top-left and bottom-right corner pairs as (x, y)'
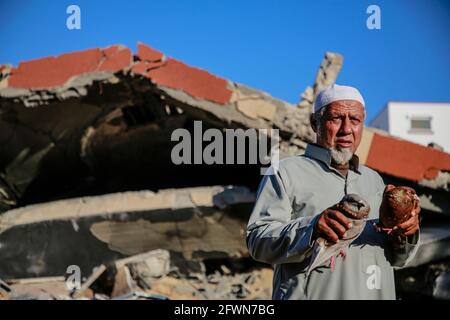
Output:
(314, 84), (365, 112)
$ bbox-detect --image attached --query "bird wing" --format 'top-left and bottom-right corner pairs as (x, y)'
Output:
(305, 219), (366, 276)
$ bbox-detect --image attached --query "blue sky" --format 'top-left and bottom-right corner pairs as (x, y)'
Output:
(1, 0), (449, 123)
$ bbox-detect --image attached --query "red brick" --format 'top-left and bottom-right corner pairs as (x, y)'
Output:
(365, 133), (450, 181)
(131, 60), (166, 76)
(146, 61), (165, 70)
(147, 58), (232, 104)
(102, 45), (120, 57)
(98, 46), (132, 72)
(137, 43), (164, 62)
(9, 48), (102, 89)
(7, 46), (133, 89)
(131, 61), (149, 76)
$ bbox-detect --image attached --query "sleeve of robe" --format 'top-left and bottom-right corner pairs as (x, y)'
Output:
(246, 165), (319, 265)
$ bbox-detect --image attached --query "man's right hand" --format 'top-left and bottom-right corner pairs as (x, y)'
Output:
(313, 206), (353, 243)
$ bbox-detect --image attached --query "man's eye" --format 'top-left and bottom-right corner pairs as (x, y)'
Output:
(351, 118), (361, 125)
(329, 116), (341, 122)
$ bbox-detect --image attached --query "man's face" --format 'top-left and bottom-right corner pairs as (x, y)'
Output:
(315, 100), (365, 155)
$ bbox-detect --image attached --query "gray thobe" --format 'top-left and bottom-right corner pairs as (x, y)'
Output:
(246, 143), (419, 300)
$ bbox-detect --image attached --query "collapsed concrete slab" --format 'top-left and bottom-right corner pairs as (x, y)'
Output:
(298, 52), (343, 112)
(0, 186), (255, 279)
(0, 43), (317, 206)
(3, 43), (447, 208)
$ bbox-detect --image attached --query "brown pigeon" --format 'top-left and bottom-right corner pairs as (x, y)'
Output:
(306, 193), (370, 276)
(375, 184), (420, 233)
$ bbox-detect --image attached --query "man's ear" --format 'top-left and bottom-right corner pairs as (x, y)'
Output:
(310, 114), (318, 133)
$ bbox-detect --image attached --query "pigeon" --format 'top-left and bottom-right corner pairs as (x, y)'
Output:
(374, 184), (420, 234)
(306, 194), (370, 276)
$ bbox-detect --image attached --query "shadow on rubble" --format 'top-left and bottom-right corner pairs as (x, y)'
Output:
(13, 116), (266, 206)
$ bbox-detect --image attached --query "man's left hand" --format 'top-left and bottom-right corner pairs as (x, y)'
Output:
(392, 203), (421, 237)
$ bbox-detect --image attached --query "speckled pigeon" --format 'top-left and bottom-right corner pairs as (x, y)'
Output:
(306, 193), (370, 276)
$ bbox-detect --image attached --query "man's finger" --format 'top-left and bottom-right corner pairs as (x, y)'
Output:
(398, 224), (416, 235)
(403, 226), (419, 236)
(327, 210), (352, 229)
(319, 223), (339, 243)
(326, 217), (347, 238)
(395, 223), (419, 237)
(404, 220), (420, 232)
(397, 215), (418, 230)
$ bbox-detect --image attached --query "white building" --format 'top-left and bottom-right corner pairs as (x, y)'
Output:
(369, 102), (450, 153)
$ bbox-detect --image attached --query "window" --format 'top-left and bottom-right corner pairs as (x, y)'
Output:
(409, 116), (432, 133)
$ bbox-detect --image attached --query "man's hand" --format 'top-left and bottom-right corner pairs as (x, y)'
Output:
(392, 203), (421, 237)
(313, 206), (353, 244)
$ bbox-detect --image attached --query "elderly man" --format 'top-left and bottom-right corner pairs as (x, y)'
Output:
(246, 84), (420, 300)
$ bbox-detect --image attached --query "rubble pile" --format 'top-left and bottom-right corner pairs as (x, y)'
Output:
(0, 249), (272, 300)
(1, 43), (449, 299)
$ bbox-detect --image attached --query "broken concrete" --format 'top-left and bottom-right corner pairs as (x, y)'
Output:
(0, 186), (255, 279)
(298, 51), (343, 112)
(0, 249), (271, 301)
(1, 277), (70, 300)
(420, 171), (450, 191)
(0, 43), (315, 206)
(146, 266), (273, 300)
(71, 249), (171, 299)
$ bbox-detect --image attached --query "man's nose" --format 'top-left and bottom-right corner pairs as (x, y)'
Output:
(340, 117), (352, 135)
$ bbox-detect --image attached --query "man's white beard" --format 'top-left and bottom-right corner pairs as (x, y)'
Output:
(330, 147), (353, 165)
